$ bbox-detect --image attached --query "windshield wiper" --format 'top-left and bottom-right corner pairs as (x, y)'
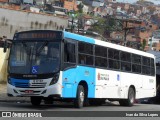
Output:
(21, 42), (31, 55)
(35, 41), (49, 56)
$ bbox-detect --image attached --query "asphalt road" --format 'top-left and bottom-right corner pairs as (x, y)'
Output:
(0, 101), (160, 111)
(0, 102), (160, 120)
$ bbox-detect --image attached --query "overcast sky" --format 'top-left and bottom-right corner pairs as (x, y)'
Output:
(116, 0), (160, 5)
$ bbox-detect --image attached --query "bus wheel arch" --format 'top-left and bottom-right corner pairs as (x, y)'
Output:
(119, 85), (136, 106)
(79, 81), (88, 98)
(74, 81), (89, 108)
(129, 85), (136, 99)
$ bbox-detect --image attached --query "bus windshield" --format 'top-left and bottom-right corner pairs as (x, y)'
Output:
(9, 41), (60, 74)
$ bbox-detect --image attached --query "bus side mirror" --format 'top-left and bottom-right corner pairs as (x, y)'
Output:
(3, 40), (7, 53)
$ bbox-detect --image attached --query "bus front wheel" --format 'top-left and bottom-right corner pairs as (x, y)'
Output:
(74, 85), (85, 108)
(30, 97), (42, 106)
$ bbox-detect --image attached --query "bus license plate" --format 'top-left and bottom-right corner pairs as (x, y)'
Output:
(33, 79), (43, 83)
(25, 90), (33, 94)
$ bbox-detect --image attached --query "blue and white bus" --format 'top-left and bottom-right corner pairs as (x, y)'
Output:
(4, 30), (156, 108)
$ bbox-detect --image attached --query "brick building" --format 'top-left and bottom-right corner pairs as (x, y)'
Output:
(63, 0), (78, 11)
(0, 0), (8, 3)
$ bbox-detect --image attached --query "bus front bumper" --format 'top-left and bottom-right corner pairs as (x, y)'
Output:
(7, 83), (62, 97)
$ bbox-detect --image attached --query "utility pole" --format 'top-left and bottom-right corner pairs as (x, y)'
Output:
(68, 12), (77, 33)
(122, 20), (135, 46)
(114, 18), (142, 46)
(71, 16), (74, 33)
(149, 35), (153, 50)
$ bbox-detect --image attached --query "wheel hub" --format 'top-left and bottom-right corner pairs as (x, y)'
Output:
(129, 90), (135, 103)
(80, 91), (84, 103)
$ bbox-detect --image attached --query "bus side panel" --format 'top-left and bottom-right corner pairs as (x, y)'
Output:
(120, 72), (143, 99)
(95, 69), (121, 98)
(62, 66), (96, 98)
(141, 75), (156, 98)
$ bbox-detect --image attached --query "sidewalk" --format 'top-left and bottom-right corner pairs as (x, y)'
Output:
(0, 83), (30, 102)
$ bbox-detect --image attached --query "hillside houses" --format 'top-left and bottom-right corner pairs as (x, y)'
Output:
(0, 0), (160, 50)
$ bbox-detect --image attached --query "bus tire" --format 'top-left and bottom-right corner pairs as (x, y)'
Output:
(127, 87), (135, 106)
(74, 85), (85, 108)
(119, 87), (135, 106)
(30, 97), (42, 106)
(44, 97), (53, 104)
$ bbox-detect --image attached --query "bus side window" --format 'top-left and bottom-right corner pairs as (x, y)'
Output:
(78, 42), (94, 66)
(64, 41), (76, 69)
(64, 42), (76, 63)
(79, 54), (86, 64)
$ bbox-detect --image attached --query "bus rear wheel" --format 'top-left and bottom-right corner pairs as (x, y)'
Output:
(119, 87), (135, 106)
(30, 97), (42, 106)
(74, 85), (85, 108)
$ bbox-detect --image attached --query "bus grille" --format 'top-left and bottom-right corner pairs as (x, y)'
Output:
(14, 82), (47, 88)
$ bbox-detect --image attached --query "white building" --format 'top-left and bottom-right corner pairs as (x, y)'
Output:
(83, 4), (89, 14)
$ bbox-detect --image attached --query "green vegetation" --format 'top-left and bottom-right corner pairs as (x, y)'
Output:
(77, 3), (84, 14)
(91, 16), (122, 38)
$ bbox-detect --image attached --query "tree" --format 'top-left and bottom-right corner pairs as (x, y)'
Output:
(68, 3), (84, 33)
(137, 0), (145, 3)
(77, 3), (84, 13)
(91, 16), (122, 38)
(91, 17), (106, 35)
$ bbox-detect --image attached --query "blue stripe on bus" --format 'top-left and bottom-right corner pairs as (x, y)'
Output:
(63, 31), (95, 44)
(10, 78), (29, 88)
(62, 66), (96, 98)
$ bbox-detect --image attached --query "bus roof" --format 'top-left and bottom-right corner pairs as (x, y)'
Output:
(95, 39), (155, 58)
(13, 30), (155, 59)
(64, 31), (95, 44)
(63, 31), (155, 59)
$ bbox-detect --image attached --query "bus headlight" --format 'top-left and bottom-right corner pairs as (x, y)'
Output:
(50, 73), (59, 85)
(8, 77), (12, 85)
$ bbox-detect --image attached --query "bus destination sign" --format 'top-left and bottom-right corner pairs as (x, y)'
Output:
(15, 31), (62, 40)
